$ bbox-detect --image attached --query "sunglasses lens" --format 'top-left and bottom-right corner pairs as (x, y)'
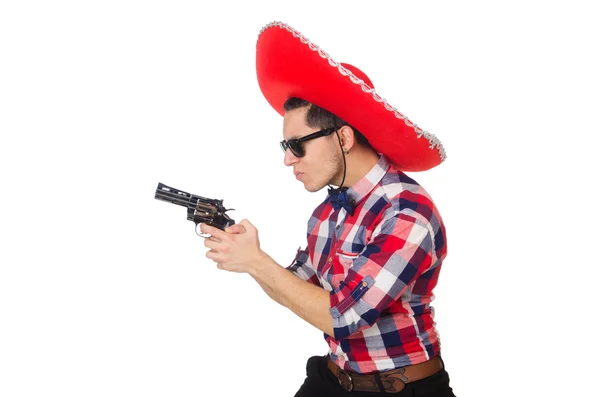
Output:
(289, 141), (304, 157)
(280, 140), (305, 157)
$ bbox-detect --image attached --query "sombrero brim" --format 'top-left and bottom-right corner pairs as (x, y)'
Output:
(256, 21), (446, 172)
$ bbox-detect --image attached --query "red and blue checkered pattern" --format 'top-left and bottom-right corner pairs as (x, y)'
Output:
(287, 155), (448, 374)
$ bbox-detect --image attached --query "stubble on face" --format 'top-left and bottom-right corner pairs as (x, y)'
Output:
(305, 149), (343, 192)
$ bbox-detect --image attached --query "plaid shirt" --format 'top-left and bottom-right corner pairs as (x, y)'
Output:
(287, 155), (447, 374)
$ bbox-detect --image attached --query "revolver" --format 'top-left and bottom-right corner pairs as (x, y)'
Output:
(154, 182), (235, 237)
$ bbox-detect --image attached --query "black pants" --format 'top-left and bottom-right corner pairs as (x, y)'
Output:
(294, 355), (456, 397)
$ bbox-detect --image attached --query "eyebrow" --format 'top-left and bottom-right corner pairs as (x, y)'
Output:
(285, 129), (314, 141)
(284, 131), (302, 140)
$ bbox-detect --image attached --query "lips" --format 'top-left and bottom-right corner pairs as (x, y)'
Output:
(295, 172), (304, 180)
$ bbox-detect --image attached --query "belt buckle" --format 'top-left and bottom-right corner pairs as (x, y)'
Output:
(337, 368), (353, 392)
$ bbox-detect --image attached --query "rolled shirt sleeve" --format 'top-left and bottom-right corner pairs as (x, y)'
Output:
(286, 246), (321, 287)
(329, 210), (438, 340)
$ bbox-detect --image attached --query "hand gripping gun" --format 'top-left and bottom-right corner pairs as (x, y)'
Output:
(154, 182), (235, 237)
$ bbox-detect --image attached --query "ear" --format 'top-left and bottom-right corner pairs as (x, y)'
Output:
(339, 126), (355, 151)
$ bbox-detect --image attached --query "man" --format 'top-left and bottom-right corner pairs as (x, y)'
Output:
(200, 22), (455, 396)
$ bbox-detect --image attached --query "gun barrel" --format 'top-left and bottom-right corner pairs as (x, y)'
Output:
(154, 182), (194, 208)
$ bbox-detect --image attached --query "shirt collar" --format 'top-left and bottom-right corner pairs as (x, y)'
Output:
(345, 154), (390, 207)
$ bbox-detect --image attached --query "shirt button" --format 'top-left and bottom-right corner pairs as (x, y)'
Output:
(328, 257), (332, 263)
(336, 224), (340, 230)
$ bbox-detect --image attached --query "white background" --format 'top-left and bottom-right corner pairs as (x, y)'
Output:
(1, 1), (599, 396)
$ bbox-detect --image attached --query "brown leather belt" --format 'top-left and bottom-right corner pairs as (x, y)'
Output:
(326, 355), (443, 393)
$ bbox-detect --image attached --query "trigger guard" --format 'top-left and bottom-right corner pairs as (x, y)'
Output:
(195, 223), (211, 238)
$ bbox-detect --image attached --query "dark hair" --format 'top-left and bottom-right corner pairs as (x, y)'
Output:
(283, 97), (371, 148)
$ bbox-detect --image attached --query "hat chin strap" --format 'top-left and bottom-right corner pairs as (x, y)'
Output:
(327, 130), (347, 192)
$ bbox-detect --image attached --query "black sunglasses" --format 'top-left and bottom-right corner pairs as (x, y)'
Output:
(280, 127), (337, 158)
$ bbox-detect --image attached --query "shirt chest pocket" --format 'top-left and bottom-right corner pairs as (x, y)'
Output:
(327, 249), (360, 290)
(334, 249), (360, 270)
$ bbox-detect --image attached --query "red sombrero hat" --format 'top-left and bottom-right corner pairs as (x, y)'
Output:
(256, 21), (446, 172)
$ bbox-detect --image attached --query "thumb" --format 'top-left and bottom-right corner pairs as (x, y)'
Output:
(225, 223), (246, 234)
(239, 219), (254, 232)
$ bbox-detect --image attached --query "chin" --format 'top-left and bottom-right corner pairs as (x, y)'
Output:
(304, 181), (327, 193)
(302, 183), (316, 192)
(300, 173), (331, 192)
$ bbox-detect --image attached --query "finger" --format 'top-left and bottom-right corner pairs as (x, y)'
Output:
(206, 250), (220, 262)
(200, 223), (229, 240)
(204, 237), (221, 250)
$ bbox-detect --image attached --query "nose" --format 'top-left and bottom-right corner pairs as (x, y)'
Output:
(283, 147), (299, 167)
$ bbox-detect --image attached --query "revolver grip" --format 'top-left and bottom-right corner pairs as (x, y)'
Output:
(193, 212), (235, 231)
